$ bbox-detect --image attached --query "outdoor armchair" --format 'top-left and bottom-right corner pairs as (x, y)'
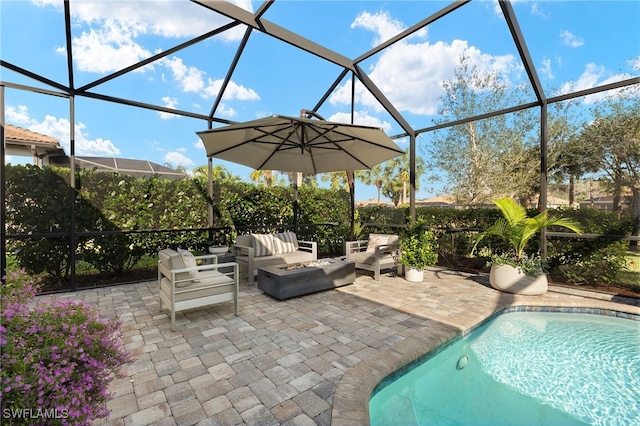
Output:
(345, 234), (400, 281)
(158, 248), (239, 331)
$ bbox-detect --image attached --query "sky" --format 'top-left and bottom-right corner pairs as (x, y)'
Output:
(2, 0), (639, 202)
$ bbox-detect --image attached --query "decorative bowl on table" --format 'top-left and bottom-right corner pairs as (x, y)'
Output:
(208, 246), (229, 255)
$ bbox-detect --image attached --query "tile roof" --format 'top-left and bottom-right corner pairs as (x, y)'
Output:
(5, 123), (60, 146)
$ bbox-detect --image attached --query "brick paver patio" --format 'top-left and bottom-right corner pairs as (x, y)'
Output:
(41, 267), (639, 426)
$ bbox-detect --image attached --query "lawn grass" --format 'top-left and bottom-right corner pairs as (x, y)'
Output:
(618, 250), (640, 292)
(625, 251), (640, 272)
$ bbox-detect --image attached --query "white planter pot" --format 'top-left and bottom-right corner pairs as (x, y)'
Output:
(405, 267), (424, 283)
(208, 246), (229, 255)
(489, 264), (548, 295)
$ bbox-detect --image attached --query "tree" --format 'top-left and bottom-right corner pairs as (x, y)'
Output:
(573, 87), (640, 249)
(302, 174), (318, 187)
(249, 170), (285, 186)
(320, 171), (349, 190)
(546, 101), (589, 207)
(381, 151), (424, 206)
(357, 164), (385, 204)
(192, 164), (241, 184)
(164, 162), (188, 173)
(320, 170), (357, 239)
(422, 54), (538, 205)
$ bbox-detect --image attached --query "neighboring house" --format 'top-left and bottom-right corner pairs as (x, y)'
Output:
(357, 195), (459, 208)
(4, 124), (66, 166)
(415, 195), (457, 208)
(48, 156), (188, 180)
(579, 196), (632, 212)
(545, 196), (571, 209)
(4, 124), (186, 180)
(356, 199), (394, 207)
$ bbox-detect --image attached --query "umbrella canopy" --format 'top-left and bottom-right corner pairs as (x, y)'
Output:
(197, 115), (404, 174)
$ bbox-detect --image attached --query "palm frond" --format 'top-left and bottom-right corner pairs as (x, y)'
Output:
(493, 198), (527, 226)
(472, 198), (582, 260)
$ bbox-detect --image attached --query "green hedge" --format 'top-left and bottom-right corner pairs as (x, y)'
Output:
(4, 165), (350, 281)
(4, 164), (634, 288)
(357, 204), (635, 285)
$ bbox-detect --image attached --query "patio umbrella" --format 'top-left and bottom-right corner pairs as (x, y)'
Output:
(197, 114), (404, 236)
(197, 115), (404, 174)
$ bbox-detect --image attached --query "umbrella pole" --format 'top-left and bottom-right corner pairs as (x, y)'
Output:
(293, 178), (299, 234)
(347, 170), (355, 241)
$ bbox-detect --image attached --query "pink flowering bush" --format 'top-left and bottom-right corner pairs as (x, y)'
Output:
(1, 270), (132, 425)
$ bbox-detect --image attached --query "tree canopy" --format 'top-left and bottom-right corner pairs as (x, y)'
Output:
(571, 87), (640, 247)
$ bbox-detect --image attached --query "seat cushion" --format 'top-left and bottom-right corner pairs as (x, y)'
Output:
(349, 251), (397, 266)
(161, 271), (234, 303)
(280, 250), (315, 264)
(236, 250), (315, 269)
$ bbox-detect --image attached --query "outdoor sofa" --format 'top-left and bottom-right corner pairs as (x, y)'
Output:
(158, 248), (239, 331)
(232, 232), (317, 284)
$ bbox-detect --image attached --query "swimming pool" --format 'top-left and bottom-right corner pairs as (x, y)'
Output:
(369, 311), (640, 426)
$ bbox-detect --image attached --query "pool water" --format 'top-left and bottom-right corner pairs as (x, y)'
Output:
(369, 312), (640, 426)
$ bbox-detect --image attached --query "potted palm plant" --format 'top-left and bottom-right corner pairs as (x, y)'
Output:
(472, 198), (582, 295)
(400, 221), (439, 283)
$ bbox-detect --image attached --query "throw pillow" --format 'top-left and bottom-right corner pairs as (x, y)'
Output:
(251, 234), (274, 257)
(177, 248), (200, 285)
(366, 234), (389, 253)
(272, 232), (299, 254)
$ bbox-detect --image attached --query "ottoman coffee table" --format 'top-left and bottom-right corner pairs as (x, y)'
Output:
(257, 258), (356, 300)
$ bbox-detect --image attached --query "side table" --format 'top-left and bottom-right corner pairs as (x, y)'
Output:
(201, 252), (236, 274)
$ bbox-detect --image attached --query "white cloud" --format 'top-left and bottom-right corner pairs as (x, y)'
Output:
(6, 104), (120, 156)
(528, 1), (550, 19)
(29, 115), (120, 156)
(491, 0), (548, 18)
(557, 62), (635, 104)
(540, 58), (554, 79)
(351, 11), (426, 46)
(158, 96), (180, 120)
(57, 19), (153, 73)
(47, 0), (251, 74)
(215, 103), (238, 118)
(560, 30), (584, 48)
(5, 105), (37, 126)
(40, 1), (259, 118)
(629, 56), (640, 71)
(331, 11), (520, 116)
(161, 57), (205, 93)
(491, 0), (503, 16)
(558, 63), (604, 96)
(327, 111), (393, 133)
(42, 0), (248, 40)
(331, 37), (518, 116)
(202, 79), (260, 101)
(164, 151), (194, 168)
(160, 56), (259, 108)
